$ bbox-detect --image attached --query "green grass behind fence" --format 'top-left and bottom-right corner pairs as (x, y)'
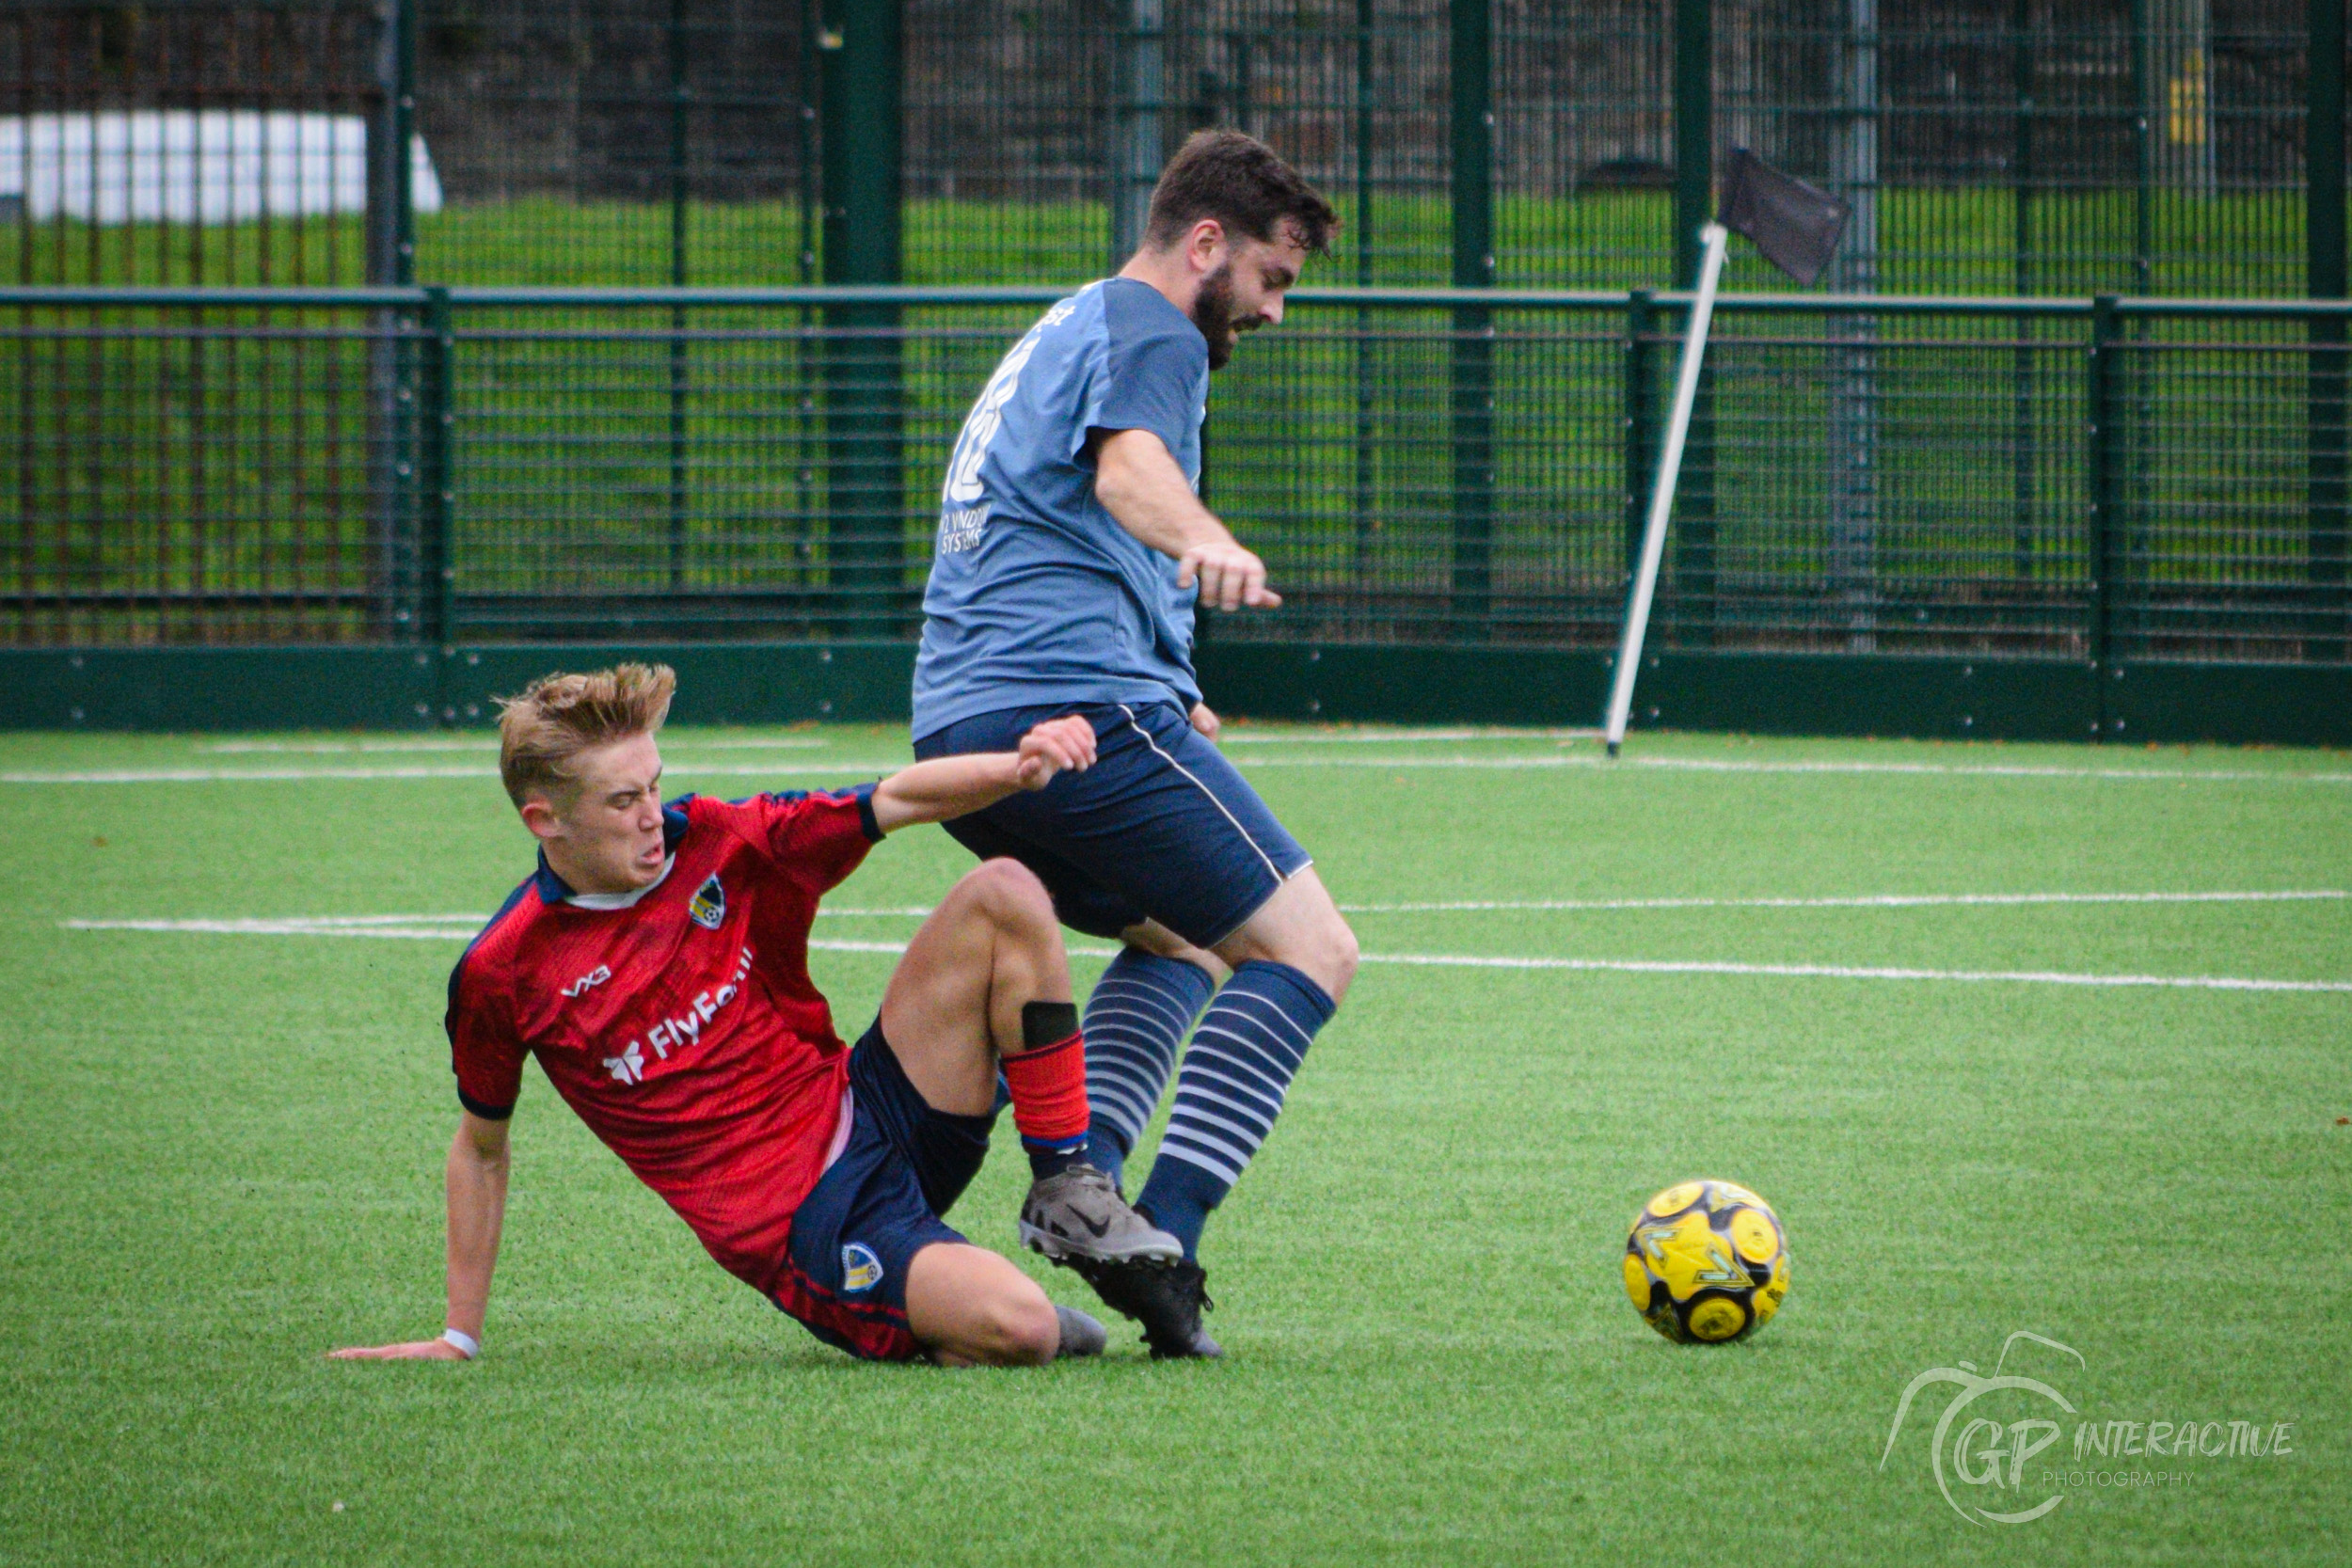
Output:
(0, 188), (2317, 294)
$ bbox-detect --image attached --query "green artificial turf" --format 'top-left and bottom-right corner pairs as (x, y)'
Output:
(1, 723), (2345, 1564)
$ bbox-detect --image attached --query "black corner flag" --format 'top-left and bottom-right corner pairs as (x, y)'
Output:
(1719, 148), (1851, 287)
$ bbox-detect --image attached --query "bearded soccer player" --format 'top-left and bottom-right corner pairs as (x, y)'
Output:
(913, 131), (1359, 1357)
(329, 664), (1179, 1369)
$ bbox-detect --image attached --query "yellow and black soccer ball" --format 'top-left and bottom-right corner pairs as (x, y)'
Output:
(1623, 1179), (1789, 1344)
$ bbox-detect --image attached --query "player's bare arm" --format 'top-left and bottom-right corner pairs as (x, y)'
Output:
(869, 715), (1099, 832)
(1092, 428), (1280, 612)
(327, 1110), (508, 1361)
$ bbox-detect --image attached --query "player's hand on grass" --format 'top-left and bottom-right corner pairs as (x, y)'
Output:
(1177, 541), (1281, 612)
(1188, 703), (1221, 741)
(326, 1338), (469, 1362)
(1014, 715), (1098, 789)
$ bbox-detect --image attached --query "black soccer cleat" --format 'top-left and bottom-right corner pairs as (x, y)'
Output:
(1070, 1254), (1220, 1360)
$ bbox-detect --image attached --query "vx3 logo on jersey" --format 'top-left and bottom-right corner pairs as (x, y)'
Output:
(562, 965), (612, 999)
(601, 945), (755, 1085)
(1879, 1331), (2296, 1528)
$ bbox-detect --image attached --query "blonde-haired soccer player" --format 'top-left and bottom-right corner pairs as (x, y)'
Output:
(331, 664), (1176, 1367)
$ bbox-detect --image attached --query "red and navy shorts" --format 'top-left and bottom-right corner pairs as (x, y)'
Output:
(771, 1020), (995, 1361)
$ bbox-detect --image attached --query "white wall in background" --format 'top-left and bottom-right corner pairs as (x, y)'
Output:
(0, 111), (441, 223)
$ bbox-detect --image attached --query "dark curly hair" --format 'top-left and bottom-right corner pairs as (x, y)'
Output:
(1144, 129), (1338, 256)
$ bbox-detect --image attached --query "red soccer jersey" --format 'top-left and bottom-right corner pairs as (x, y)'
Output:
(446, 788), (881, 1297)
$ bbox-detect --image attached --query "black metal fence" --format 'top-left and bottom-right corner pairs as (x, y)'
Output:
(5, 284), (2343, 667)
(1, 1), (2341, 295)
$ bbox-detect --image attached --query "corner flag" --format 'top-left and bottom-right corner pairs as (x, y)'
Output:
(1602, 150), (1851, 754)
(1718, 148), (1852, 287)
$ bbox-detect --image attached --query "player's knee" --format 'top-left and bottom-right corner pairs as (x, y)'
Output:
(1264, 903), (1356, 1002)
(969, 1289), (1060, 1367)
(960, 857), (1053, 929)
(1315, 911), (1360, 1001)
(1329, 913), (1360, 986)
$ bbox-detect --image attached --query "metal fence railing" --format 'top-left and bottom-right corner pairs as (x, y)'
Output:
(3, 285), (2344, 666)
(1, 2), (2340, 296)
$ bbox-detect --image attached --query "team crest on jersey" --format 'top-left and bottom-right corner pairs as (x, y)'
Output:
(688, 873), (726, 930)
(841, 1243), (883, 1293)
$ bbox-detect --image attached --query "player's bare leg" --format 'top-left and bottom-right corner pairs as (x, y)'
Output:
(903, 1243), (1077, 1367)
(880, 856), (1075, 1116)
(878, 858), (1177, 1360)
(1117, 917), (1229, 982)
(880, 858), (1178, 1262)
(1210, 866), (1359, 1002)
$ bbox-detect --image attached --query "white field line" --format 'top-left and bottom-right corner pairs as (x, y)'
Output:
(1624, 755), (2352, 783)
(57, 917), (2351, 994)
(11, 752), (2351, 784)
(664, 737), (834, 750)
(1343, 889), (2349, 912)
(60, 889), (2343, 937)
(819, 889), (2351, 914)
(707, 940), (2352, 993)
(201, 736), (831, 755)
(60, 909), (941, 937)
(9, 766), (501, 783)
(1217, 729), (1593, 744)
(64, 917), (484, 940)
(1353, 953), (2352, 993)
(1231, 755), (2352, 783)
(0, 761), (911, 784)
(204, 738), (495, 754)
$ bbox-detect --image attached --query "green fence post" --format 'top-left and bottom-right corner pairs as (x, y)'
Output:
(1449, 0), (1494, 632)
(821, 0), (905, 639)
(1671, 0), (1716, 645)
(2130, 0), (2154, 293)
(420, 286), (455, 670)
(2311, 0), (2347, 665)
(368, 0), (418, 641)
(1674, 0), (1712, 292)
(2011, 0), (2036, 585)
(1355, 0), (1375, 284)
(1111, 0), (1166, 270)
(2088, 294), (2121, 736)
(668, 0), (691, 594)
(1351, 0), (1375, 594)
(1623, 288), (1654, 596)
(367, 0), (416, 287)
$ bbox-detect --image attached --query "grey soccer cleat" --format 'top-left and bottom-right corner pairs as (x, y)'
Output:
(1018, 1164), (1183, 1265)
(1053, 1305), (1107, 1360)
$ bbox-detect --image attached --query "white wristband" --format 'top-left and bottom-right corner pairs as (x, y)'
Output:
(440, 1327), (479, 1359)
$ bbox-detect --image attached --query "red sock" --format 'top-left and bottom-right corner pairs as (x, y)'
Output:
(1003, 1028), (1090, 1178)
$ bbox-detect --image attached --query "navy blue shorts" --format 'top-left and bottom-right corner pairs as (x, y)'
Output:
(772, 1021), (994, 1362)
(914, 700), (1312, 947)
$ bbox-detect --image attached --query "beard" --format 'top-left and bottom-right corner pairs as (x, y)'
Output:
(1190, 261), (1247, 371)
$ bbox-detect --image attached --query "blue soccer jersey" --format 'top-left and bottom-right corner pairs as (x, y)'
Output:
(913, 277), (1209, 739)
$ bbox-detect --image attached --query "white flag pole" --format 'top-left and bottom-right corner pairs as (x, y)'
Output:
(1604, 221), (1729, 757)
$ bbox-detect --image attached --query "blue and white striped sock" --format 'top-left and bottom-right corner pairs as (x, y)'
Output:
(1139, 959), (1337, 1259)
(1082, 948), (1217, 1189)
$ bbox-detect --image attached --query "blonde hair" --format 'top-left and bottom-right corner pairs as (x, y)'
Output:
(495, 663), (677, 807)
